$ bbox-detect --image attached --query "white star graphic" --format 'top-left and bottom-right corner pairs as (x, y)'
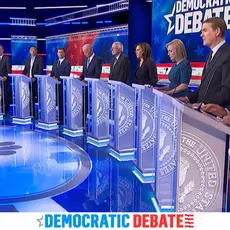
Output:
(74, 43), (78, 49)
(164, 4), (176, 35)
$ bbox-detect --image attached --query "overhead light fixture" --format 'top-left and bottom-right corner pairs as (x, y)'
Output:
(145, 0), (152, 2)
(34, 5), (88, 10)
(96, 4), (108, 7)
(0, 7), (26, 9)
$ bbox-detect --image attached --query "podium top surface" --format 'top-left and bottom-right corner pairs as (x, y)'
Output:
(60, 75), (74, 79)
(132, 83), (153, 90)
(60, 76), (87, 86)
(182, 103), (230, 134)
(108, 80), (133, 90)
(84, 78), (101, 82)
(8, 74), (27, 77)
(152, 88), (164, 98)
(34, 74), (49, 78)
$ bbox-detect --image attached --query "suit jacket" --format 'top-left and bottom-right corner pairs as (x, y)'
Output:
(22, 55), (44, 78)
(134, 58), (158, 86)
(50, 59), (71, 79)
(109, 53), (130, 85)
(80, 55), (102, 80)
(188, 42), (230, 106)
(0, 55), (11, 78)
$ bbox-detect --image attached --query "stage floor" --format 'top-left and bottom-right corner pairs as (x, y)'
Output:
(0, 118), (229, 212)
(0, 118), (157, 212)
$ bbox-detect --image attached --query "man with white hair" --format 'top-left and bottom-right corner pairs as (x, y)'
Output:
(109, 42), (130, 85)
(80, 44), (102, 80)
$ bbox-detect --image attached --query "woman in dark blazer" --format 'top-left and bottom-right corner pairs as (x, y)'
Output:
(134, 42), (158, 86)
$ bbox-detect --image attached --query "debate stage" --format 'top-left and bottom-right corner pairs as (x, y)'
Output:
(0, 119), (157, 212)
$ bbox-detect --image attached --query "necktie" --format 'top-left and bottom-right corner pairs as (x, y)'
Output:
(57, 60), (61, 68)
(113, 57), (118, 67)
(87, 57), (90, 68)
(206, 50), (213, 69)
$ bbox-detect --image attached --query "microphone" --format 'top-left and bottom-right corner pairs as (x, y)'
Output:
(157, 67), (168, 83)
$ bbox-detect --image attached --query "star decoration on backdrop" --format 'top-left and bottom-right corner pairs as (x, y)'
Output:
(164, 3), (176, 35)
(194, 45), (204, 57)
(152, 14), (158, 21)
(153, 34), (160, 44)
(74, 43), (78, 49)
(70, 54), (74, 60)
(160, 19), (167, 30)
(156, 0), (161, 8)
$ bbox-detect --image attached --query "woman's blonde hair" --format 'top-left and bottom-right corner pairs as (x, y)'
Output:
(166, 39), (187, 60)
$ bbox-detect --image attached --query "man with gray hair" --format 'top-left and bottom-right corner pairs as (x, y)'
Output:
(80, 44), (102, 80)
(109, 41), (130, 85)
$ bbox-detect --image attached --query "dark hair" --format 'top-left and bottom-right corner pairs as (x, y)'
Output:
(30, 46), (38, 51)
(58, 48), (65, 53)
(135, 42), (152, 60)
(203, 17), (227, 38)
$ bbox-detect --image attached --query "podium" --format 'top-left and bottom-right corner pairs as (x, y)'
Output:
(108, 80), (136, 161)
(60, 76), (87, 137)
(35, 75), (60, 130)
(8, 74), (32, 124)
(132, 84), (158, 182)
(0, 76), (3, 120)
(85, 78), (110, 147)
(153, 89), (230, 212)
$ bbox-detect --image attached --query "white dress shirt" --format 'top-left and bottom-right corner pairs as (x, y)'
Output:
(210, 40), (226, 61)
(30, 56), (36, 77)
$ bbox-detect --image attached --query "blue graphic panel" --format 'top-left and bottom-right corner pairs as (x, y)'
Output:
(11, 36), (37, 65)
(46, 37), (68, 65)
(152, 0), (230, 63)
(93, 29), (128, 63)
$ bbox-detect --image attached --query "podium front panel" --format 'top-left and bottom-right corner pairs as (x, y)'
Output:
(117, 86), (135, 151)
(10, 75), (31, 118)
(110, 82), (135, 152)
(177, 114), (228, 212)
(137, 88), (158, 173)
(155, 95), (181, 210)
(96, 82), (110, 139)
(63, 78), (84, 130)
(38, 77), (57, 123)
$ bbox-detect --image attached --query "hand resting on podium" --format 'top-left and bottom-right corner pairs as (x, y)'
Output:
(201, 104), (228, 118)
(177, 96), (189, 104)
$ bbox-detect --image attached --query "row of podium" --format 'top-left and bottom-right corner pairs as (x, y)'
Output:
(0, 74), (229, 212)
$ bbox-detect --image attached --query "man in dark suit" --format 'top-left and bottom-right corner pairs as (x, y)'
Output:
(109, 42), (130, 85)
(0, 45), (11, 114)
(22, 46), (44, 112)
(50, 48), (71, 124)
(80, 44), (102, 80)
(179, 17), (230, 107)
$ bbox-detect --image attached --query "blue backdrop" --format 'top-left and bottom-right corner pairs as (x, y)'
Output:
(152, 0), (230, 64)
